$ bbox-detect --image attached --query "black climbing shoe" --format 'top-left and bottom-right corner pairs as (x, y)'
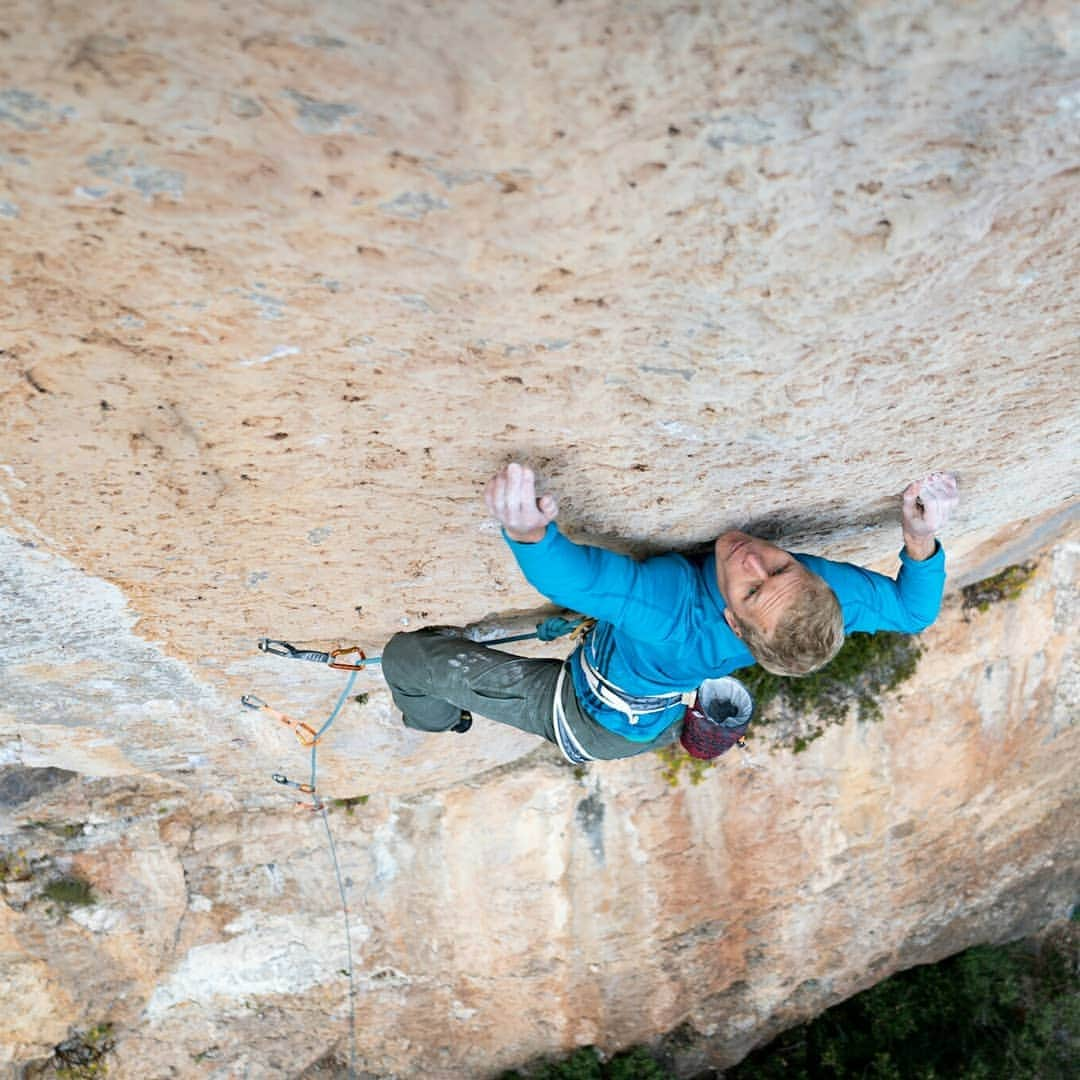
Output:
(450, 709), (473, 734)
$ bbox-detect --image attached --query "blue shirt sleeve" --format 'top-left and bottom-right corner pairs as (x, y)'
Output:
(797, 542), (947, 634)
(503, 523), (694, 643)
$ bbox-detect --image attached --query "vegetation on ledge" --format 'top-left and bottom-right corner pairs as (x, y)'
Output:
(42, 875), (96, 908)
(733, 630), (923, 727)
(45, 1023), (115, 1079)
(962, 561), (1038, 614)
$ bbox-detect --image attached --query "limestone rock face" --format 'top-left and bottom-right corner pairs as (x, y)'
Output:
(0, 0), (1077, 1076)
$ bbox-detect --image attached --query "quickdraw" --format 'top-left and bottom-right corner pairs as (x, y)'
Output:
(257, 616), (589, 674)
(271, 773), (322, 812)
(241, 693), (321, 746)
(272, 772), (315, 795)
(259, 638), (371, 671)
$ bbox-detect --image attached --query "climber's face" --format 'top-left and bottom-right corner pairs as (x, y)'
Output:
(714, 531), (809, 636)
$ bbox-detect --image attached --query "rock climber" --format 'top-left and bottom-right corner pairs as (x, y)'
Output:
(380, 464), (959, 764)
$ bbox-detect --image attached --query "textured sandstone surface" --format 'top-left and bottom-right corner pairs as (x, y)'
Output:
(0, 0), (1077, 1075)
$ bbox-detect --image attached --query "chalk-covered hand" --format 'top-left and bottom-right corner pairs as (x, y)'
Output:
(484, 462), (558, 544)
(902, 471), (959, 557)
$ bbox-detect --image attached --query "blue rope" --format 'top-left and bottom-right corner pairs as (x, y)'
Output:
(309, 668), (360, 790)
(306, 668), (360, 1079)
(318, 802), (357, 1078)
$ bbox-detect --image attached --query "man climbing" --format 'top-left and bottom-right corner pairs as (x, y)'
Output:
(380, 464), (959, 763)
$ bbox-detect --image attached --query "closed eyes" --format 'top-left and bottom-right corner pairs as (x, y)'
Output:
(746, 564), (791, 600)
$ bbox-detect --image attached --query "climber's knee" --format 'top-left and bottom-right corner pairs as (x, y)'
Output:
(380, 630), (425, 685)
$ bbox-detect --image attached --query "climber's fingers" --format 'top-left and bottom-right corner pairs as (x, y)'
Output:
(903, 471), (959, 536)
(485, 462), (558, 538)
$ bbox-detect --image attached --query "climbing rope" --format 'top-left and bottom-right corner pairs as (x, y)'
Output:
(244, 615), (590, 1077)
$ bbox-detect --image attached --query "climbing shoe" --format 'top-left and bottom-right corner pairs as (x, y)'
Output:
(450, 709), (473, 734)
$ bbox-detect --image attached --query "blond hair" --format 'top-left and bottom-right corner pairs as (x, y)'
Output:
(735, 572), (845, 676)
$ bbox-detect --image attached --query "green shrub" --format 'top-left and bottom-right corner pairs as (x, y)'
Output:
(53, 1023), (114, 1078)
(0, 850), (32, 883)
(500, 1045), (673, 1079)
(726, 930), (1079, 1079)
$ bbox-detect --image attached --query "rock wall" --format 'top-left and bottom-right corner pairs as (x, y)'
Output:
(1, 0), (1077, 1076)
(2, 531), (1076, 1077)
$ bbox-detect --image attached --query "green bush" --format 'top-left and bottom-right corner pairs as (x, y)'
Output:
(499, 1045), (673, 1079)
(53, 1022), (115, 1079)
(726, 931), (1078, 1079)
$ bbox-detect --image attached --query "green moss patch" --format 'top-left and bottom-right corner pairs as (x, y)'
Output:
(42, 876), (96, 907)
(962, 561), (1038, 614)
(332, 794), (369, 814)
(654, 744), (715, 787)
(0, 851), (33, 883)
(53, 1023), (115, 1079)
(734, 630), (923, 728)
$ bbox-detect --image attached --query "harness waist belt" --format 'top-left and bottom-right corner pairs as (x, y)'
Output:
(576, 646), (687, 727)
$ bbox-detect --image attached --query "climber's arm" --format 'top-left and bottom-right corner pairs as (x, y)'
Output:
(798, 471), (959, 634)
(484, 463), (689, 640)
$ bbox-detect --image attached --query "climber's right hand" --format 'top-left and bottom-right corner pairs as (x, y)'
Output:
(485, 462), (558, 544)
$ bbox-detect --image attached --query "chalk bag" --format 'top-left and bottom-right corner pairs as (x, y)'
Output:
(680, 676), (754, 760)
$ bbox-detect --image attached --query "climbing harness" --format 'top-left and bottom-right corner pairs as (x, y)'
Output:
(552, 664), (595, 765)
(578, 647), (689, 725)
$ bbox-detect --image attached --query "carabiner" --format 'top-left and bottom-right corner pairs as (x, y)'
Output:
(291, 721), (320, 747)
(242, 695), (320, 746)
(328, 646), (368, 671)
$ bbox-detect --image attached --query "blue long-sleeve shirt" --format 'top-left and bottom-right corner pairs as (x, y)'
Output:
(505, 523), (947, 741)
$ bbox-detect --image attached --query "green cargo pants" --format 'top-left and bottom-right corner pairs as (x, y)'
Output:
(380, 628), (682, 761)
